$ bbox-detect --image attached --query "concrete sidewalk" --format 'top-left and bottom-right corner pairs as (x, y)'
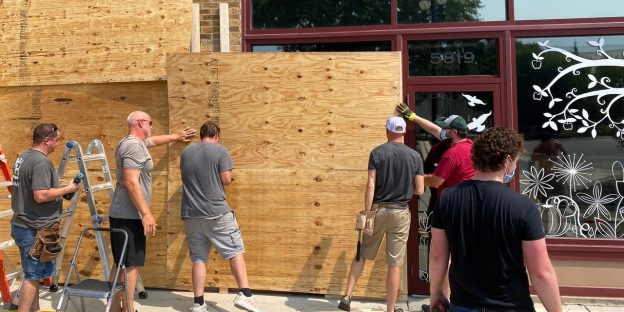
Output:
(12, 287), (624, 312)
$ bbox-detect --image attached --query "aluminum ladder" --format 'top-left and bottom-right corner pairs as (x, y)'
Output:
(55, 139), (147, 299)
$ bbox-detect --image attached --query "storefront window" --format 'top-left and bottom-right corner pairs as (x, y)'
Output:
(515, 0), (624, 20)
(408, 39), (497, 76)
(516, 35), (624, 240)
(251, 41), (392, 52)
(398, 0), (506, 24)
(252, 0), (391, 29)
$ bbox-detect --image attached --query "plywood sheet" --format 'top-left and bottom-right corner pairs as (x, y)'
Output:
(167, 52), (402, 298)
(0, 81), (171, 286)
(0, 0), (191, 87)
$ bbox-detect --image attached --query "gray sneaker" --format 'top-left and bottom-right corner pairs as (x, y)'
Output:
(191, 303), (207, 312)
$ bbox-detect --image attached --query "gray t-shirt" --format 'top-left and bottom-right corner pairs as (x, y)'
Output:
(11, 149), (61, 228)
(368, 142), (424, 207)
(180, 143), (233, 218)
(109, 136), (153, 220)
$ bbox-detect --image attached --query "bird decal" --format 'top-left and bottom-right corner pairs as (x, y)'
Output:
(462, 93), (486, 107)
(467, 111), (492, 132)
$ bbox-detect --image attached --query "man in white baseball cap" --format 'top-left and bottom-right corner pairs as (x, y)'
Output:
(338, 116), (424, 312)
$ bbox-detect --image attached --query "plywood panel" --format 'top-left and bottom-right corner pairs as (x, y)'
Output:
(167, 52), (402, 298)
(0, 0), (191, 87)
(0, 81), (171, 287)
(166, 169), (388, 296)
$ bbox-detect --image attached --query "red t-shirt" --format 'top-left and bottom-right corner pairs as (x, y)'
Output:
(433, 139), (475, 195)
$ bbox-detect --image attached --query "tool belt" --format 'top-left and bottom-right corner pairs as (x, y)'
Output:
(28, 222), (61, 263)
(356, 204), (379, 236)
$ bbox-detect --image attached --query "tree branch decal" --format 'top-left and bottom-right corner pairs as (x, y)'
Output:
(532, 37), (624, 140)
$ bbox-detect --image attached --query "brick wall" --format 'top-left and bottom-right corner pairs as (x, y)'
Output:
(196, 0), (242, 52)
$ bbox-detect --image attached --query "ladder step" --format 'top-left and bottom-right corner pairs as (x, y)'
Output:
(68, 154), (107, 162)
(0, 210), (13, 218)
(89, 182), (113, 192)
(0, 194), (11, 199)
(0, 181), (11, 187)
(0, 239), (15, 250)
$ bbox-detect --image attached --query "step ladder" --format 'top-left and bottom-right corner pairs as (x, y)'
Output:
(0, 147), (20, 310)
(55, 139), (147, 299)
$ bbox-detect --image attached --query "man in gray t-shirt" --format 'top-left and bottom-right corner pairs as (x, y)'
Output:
(11, 123), (80, 312)
(180, 121), (262, 312)
(107, 111), (196, 312)
(339, 116), (424, 312)
(180, 141), (232, 218)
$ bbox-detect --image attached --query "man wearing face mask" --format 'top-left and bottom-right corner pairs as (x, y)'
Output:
(396, 104), (475, 196)
(429, 127), (561, 312)
(396, 104), (476, 312)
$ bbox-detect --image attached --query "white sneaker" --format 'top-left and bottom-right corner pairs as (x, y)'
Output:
(191, 302), (208, 312)
(234, 292), (263, 312)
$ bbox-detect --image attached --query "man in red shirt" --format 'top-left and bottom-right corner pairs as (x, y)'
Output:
(397, 104), (475, 196)
(397, 104), (476, 311)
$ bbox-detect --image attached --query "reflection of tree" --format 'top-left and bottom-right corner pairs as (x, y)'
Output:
(253, 0), (391, 29)
(397, 0), (482, 23)
(272, 42), (391, 53)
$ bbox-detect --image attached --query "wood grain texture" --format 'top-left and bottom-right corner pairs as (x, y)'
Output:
(167, 52), (402, 298)
(0, 0), (191, 87)
(0, 81), (172, 286)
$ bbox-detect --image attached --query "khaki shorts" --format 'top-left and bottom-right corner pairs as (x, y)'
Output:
(361, 207), (411, 267)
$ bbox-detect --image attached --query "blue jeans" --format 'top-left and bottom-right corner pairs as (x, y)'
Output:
(11, 224), (55, 280)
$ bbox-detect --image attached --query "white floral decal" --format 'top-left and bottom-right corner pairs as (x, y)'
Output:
(577, 182), (619, 221)
(520, 167), (555, 199)
(549, 153), (593, 192)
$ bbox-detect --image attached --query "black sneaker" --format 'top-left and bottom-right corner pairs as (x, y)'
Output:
(394, 308), (405, 312)
(421, 304), (430, 312)
(337, 295), (350, 311)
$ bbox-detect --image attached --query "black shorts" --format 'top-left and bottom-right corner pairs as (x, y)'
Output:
(109, 217), (146, 267)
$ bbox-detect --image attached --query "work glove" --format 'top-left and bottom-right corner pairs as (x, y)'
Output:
(396, 103), (416, 121)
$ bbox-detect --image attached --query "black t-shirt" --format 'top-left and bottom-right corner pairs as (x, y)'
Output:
(431, 180), (545, 311)
(368, 142), (424, 206)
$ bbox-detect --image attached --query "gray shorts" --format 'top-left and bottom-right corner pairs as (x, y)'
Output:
(183, 212), (245, 262)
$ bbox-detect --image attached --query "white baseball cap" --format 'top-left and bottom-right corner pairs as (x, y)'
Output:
(386, 116), (406, 134)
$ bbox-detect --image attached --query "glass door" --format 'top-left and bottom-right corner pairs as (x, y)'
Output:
(405, 84), (502, 295)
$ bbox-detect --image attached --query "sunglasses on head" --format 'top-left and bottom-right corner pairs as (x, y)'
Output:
(45, 125), (58, 138)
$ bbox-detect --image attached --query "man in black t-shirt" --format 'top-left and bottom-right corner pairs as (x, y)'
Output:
(338, 116), (424, 312)
(429, 127), (562, 311)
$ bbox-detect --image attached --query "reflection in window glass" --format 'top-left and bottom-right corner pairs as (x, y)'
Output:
(516, 35), (624, 240)
(398, 0), (506, 24)
(252, 0), (390, 29)
(251, 41), (392, 52)
(515, 0), (624, 20)
(408, 39), (497, 76)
